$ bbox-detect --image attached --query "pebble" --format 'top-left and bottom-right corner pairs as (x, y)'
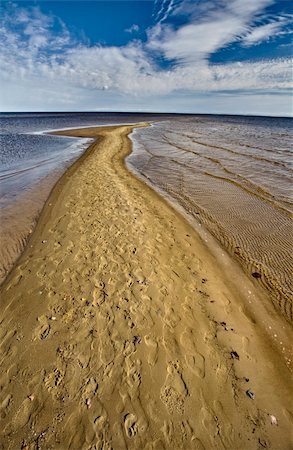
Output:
(42, 240), (47, 244)
(252, 272), (261, 279)
(231, 351), (240, 360)
(270, 415), (278, 426)
(246, 389), (255, 399)
(133, 335), (142, 344)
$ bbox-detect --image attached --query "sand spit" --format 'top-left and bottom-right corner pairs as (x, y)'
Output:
(0, 124), (292, 449)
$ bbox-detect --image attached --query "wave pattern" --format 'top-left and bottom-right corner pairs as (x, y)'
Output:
(128, 116), (293, 323)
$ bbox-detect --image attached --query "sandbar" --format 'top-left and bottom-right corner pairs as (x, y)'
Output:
(0, 124), (292, 449)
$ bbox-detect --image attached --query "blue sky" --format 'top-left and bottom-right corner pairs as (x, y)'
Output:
(0, 0), (292, 115)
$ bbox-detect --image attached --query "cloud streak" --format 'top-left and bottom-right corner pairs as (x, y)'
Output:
(241, 16), (293, 46)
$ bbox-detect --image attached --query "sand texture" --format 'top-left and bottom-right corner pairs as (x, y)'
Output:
(0, 125), (293, 449)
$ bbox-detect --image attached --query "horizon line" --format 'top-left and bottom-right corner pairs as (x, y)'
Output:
(0, 111), (292, 119)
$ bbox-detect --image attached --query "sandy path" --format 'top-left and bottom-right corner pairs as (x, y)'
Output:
(0, 125), (292, 449)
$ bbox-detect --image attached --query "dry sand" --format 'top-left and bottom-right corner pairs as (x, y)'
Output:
(0, 124), (292, 450)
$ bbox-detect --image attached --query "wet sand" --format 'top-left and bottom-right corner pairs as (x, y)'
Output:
(0, 172), (64, 284)
(0, 124), (292, 449)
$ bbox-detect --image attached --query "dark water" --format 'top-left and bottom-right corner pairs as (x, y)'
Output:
(128, 115), (293, 323)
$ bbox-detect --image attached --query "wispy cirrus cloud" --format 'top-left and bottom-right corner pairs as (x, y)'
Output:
(153, 0), (178, 24)
(241, 16), (293, 47)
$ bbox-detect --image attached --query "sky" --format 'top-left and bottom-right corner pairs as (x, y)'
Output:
(0, 0), (292, 115)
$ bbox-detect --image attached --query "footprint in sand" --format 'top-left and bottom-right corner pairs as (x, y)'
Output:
(201, 405), (218, 436)
(0, 393), (13, 418)
(93, 412), (110, 444)
(12, 397), (34, 430)
(66, 411), (87, 449)
(162, 418), (200, 449)
(125, 357), (142, 393)
(82, 377), (99, 405)
(140, 295), (154, 327)
(44, 368), (64, 398)
(94, 415), (106, 430)
(33, 315), (51, 340)
(185, 354), (205, 379)
(160, 362), (188, 415)
(161, 420), (173, 445)
(99, 336), (115, 365)
(163, 326), (181, 359)
(124, 413), (138, 438)
(181, 329), (206, 378)
(164, 306), (181, 328)
(213, 400), (234, 446)
(144, 335), (158, 366)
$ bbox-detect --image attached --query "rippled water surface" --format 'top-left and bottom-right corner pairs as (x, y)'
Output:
(128, 116), (293, 322)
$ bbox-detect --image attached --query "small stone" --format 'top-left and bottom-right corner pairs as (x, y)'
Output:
(252, 272), (261, 279)
(28, 395), (34, 401)
(246, 389), (255, 399)
(86, 398), (91, 409)
(231, 351), (240, 360)
(270, 415), (278, 426)
(51, 316), (57, 321)
(42, 240), (47, 244)
(133, 335), (142, 344)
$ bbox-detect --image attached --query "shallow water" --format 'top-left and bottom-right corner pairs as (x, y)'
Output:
(128, 116), (293, 323)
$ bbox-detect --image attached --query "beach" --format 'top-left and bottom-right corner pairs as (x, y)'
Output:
(0, 124), (292, 449)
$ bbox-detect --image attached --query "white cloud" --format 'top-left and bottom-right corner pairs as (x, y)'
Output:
(241, 18), (293, 47)
(154, 0), (178, 24)
(0, 1), (292, 115)
(147, 16), (245, 64)
(125, 24), (139, 33)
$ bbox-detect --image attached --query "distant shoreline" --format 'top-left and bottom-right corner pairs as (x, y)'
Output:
(1, 111), (292, 119)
